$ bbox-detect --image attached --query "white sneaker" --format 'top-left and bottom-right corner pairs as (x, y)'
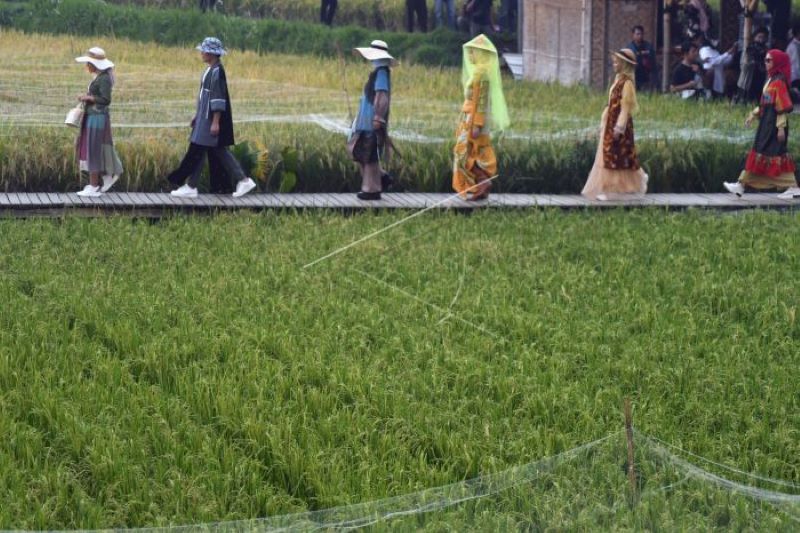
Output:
(171, 184), (198, 198)
(596, 193), (608, 201)
(232, 177), (257, 198)
(101, 174), (119, 193)
(778, 187), (800, 199)
(77, 184), (102, 197)
(723, 182), (744, 196)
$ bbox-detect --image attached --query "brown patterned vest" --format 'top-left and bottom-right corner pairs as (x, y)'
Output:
(603, 77), (640, 170)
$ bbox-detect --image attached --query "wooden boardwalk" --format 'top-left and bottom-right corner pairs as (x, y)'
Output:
(0, 192), (799, 216)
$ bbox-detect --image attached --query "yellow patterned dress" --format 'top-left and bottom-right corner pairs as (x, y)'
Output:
(452, 68), (497, 199)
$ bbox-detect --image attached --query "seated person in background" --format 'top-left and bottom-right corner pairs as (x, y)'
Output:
(670, 42), (703, 99)
(698, 36), (738, 98)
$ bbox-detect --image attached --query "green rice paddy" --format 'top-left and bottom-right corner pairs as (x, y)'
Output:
(0, 209), (798, 528)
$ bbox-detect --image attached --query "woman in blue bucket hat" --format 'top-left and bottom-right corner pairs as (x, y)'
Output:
(166, 37), (256, 198)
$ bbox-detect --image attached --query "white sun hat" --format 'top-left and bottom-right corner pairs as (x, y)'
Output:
(354, 40), (397, 64)
(75, 47), (114, 70)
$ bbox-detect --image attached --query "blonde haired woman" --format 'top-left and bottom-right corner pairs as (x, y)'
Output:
(452, 34), (509, 201)
(582, 49), (648, 201)
(75, 47), (123, 197)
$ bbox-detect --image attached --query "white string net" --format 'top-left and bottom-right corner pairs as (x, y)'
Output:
(12, 430), (796, 532)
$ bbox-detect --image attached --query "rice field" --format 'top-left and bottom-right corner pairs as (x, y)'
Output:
(0, 209), (799, 529)
(0, 30), (750, 142)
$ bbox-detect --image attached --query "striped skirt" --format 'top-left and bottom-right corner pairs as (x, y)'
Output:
(76, 113), (123, 176)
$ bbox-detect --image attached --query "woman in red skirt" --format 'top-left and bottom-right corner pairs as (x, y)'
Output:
(724, 49), (799, 197)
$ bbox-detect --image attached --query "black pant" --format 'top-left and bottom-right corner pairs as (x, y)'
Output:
(406, 0), (428, 32)
(167, 143), (244, 193)
(320, 0), (337, 25)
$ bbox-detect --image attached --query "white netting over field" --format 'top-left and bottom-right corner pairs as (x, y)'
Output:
(20, 430), (799, 532)
(0, 51), (752, 144)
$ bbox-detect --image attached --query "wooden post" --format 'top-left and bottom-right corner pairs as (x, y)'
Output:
(662, 0), (671, 92)
(740, 0), (759, 88)
(742, 0), (760, 53)
(624, 398), (637, 500)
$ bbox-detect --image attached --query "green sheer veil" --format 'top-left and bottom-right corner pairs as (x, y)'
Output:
(462, 34), (510, 132)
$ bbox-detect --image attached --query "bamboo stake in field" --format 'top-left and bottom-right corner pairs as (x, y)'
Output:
(662, 0), (671, 93)
(741, 0), (760, 67)
(334, 41), (354, 122)
(624, 398), (637, 503)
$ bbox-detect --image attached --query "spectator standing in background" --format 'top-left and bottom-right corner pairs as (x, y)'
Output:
(320, 0), (337, 26)
(764, 0), (791, 49)
(466, 0), (494, 38)
(628, 25), (657, 91)
(786, 23), (800, 91)
(435, 0), (456, 29)
(498, 0), (517, 33)
(737, 27), (769, 103)
(406, 0), (428, 32)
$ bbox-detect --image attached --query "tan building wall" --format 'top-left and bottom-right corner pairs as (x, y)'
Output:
(523, 0), (658, 89)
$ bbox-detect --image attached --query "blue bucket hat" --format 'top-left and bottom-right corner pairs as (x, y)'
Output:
(196, 37), (226, 56)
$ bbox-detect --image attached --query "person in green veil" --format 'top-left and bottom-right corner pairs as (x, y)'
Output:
(452, 34), (509, 201)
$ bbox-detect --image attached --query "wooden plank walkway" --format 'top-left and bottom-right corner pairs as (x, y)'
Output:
(0, 192), (798, 216)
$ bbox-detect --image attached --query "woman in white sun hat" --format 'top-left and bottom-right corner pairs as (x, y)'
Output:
(348, 40), (397, 201)
(74, 47), (123, 197)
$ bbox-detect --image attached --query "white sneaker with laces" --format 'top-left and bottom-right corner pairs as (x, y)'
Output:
(101, 174), (119, 193)
(171, 184), (198, 198)
(778, 187), (800, 199)
(232, 177), (257, 198)
(77, 184), (102, 197)
(723, 182), (744, 196)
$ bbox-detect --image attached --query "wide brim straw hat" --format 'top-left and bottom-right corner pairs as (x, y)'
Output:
(196, 37), (227, 56)
(354, 40), (397, 65)
(75, 47), (114, 70)
(611, 48), (637, 66)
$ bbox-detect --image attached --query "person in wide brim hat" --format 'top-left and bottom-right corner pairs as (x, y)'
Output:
(74, 46), (123, 197)
(348, 40), (396, 200)
(196, 36), (227, 56)
(611, 48), (637, 67)
(75, 47), (115, 71)
(354, 40), (398, 66)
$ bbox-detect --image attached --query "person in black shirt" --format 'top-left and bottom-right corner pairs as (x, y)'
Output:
(467, 0), (494, 38)
(320, 0), (337, 26)
(670, 42), (703, 99)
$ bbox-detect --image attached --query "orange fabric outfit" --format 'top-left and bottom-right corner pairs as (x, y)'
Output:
(452, 68), (497, 199)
